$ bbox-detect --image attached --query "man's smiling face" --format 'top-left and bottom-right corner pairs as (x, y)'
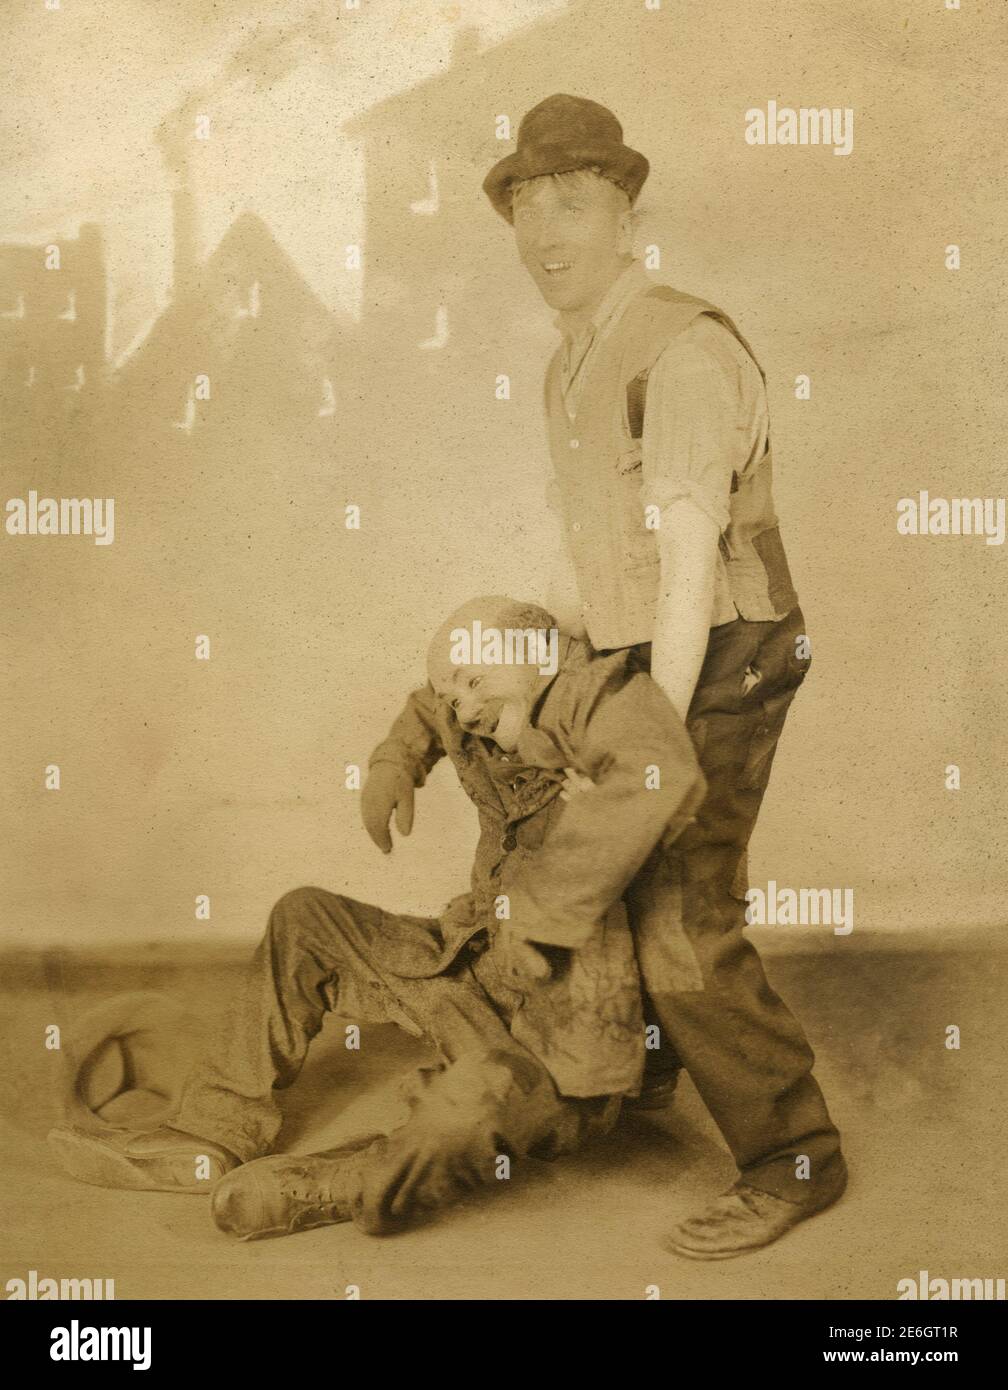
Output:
(512, 170), (633, 316)
(430, 661), (538, 752)
(427, 598), (559, 752)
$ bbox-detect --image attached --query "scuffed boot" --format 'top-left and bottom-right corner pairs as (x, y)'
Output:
(211, 1140), (374, 1241)
(664, 1162), (848, 1260)
(47, 1123), (239, 1193)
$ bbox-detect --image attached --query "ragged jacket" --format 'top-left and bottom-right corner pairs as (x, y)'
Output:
(368, 636), (706, 1097)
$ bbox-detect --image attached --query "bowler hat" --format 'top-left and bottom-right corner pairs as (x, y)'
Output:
(483, 94), (649, 224)
(50, 991), (207, 1134)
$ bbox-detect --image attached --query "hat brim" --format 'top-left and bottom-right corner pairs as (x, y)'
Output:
(483, 141), (649, 223)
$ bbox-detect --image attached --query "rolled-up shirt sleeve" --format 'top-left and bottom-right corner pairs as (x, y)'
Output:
(641, 315), (769, 536)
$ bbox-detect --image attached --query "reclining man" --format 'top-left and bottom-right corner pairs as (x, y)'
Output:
(49, 594), (707, 1241)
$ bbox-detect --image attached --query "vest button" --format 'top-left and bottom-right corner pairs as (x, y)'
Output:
(569, 437), (580, 450)
(571, 521), (582, 533)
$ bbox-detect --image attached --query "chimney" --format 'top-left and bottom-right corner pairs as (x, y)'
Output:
(171, 176), (200, 302)
(75, 222), (108, 381)
(156, 108), (201, 303)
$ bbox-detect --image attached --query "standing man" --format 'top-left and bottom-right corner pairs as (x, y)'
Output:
(481, 94), (846, 1257)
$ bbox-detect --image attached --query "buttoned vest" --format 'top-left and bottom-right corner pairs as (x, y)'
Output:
(545, 285), (799, 650)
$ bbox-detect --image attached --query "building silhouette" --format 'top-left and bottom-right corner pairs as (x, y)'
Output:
(0, 222), (107, 453)
(343, 0), (658, 356)
(115, 211), (353, 453)
(339, 1), (664, 517)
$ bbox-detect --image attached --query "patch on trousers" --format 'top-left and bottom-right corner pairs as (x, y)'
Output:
(741, 664), (762, 696)
(629, 854), (705, 993)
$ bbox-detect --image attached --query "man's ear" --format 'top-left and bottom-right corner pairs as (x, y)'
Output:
(616, 206), (636, 258)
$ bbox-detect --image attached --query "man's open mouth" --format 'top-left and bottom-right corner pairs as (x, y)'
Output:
(463, 707), (501, 738)
(542, 260), (574, 276)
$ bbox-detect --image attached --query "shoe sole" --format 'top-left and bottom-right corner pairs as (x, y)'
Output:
(231, 1212), (353, 1242)
(47, 1127), (230, 1194)
(663, 1237), (775, 1261)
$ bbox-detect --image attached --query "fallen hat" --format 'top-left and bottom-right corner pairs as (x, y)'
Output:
(52, 990), (207, 1135)
(483, 93), (649, 224)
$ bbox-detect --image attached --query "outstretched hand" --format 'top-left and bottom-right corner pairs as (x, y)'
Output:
(361, 764), (416, 853)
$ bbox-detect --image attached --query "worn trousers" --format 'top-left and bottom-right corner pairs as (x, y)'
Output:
(171, 888), (618, 1232)
(622, 606), (845, 1204)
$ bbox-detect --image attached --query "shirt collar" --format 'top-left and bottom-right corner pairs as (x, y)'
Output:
(554, 259), (651, 343)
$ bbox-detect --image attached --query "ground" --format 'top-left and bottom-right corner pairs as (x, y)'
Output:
(1, 927), (1005, 1301)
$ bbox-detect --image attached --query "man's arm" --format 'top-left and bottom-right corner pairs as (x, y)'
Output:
(503, 665), (706, 948)
(642, 316), (769, 719)
(368, 682), (445, 784)
(362, 684), (445, 852)
(651, 503), (720, 720)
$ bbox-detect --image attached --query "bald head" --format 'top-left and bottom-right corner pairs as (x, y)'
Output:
(427, 596), (559, 752)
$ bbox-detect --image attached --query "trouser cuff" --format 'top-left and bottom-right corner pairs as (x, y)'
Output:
(740, 1149), (848, 1208)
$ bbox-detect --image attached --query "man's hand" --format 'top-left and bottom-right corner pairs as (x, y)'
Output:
(558, 766), (595, 802)
(361, 764), (415, 853)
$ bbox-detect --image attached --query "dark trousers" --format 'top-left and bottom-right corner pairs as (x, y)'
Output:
(623, 606), (845, 1203)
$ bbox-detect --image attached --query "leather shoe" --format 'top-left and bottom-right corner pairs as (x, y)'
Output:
(211, 1142), (373, 1241)
(47, 1123), (239, 1192)
(665, 1170), (847, 1260)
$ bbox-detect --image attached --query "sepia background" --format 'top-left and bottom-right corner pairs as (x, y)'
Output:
(2, 0), (1006, 1300)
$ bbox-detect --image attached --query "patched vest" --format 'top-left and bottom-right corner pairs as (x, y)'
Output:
(545, 286), (799, 650)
